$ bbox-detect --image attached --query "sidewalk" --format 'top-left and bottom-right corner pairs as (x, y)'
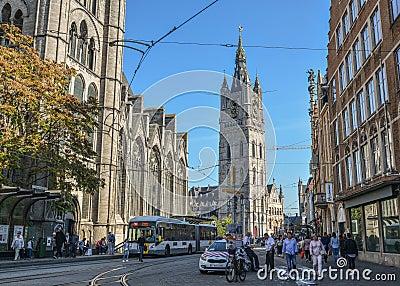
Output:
(0, 253), (123, 269)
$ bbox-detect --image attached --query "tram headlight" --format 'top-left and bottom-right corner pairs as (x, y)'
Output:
(200, 254), (207, 261)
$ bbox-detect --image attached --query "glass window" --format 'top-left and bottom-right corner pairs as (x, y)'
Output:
(343, 11), (349, 36)
(381, 130), (393, 171)
(371, 136), (381, 175)
(336, 23), (343, 49)
(391, 0), (400, 21)
(346, 52), (353, 81)
(343, 108), (349, 137)
(364, 203), (380, 252)
(381, 198), (400, 254)
(361, 144), (370, 179)
(357, 91), (366, 123)
(362, 25), (371, 60)
(366, 79), (376, 115)
(376, 65), (387, 105)
(397, 48), (400, 89)
(371, 9), (382, 48)
(350, 207), (363, 250)
(332, 79), (337, 102)
(14, 10), (23, 31)
(354, 150), (361, 183)
(69, 23), (77, 58)
(334, 119), (339, 146)
(353, 40), (361, 72)
(339, 63), (347, 92)
(351, 100), (357, 130)
(350, 0), (357, 25)
(346, 155), (353, 187)
(73, 75), (85, 101)
(336, 163), (342, 192)
(358, 0), (366, 10)
(1, 3), (11, 23)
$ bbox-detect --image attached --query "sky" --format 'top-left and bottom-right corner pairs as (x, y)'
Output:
(123, 0), (331, 215)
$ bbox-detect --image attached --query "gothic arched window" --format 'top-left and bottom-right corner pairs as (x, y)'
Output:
(240, 141), (244, 157)
(87, 83), (97, 100)
(88, 37), (95, 70)
(252, 141), (256, 157)
(253, 167), (257, 185)
(259, 144), (263, 159)
(69, 23), (77, 58)
(77, 21), (88, 65)
(1, 4), (11, 23)
(14, 10), (23, 31)
(150, 146), (162, 215)
(73, 75), (85, 101)
(227, 144), (231, 159)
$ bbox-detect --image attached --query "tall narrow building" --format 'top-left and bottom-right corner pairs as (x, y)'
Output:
(218, 28), (272, 234)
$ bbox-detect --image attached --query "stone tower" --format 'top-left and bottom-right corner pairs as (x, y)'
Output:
(219, 28), (267, 234)
(0, 0), (126, 242)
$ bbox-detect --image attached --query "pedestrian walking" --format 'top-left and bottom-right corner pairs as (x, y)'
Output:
(243, 231), (260, 271)
(329, 232), (340, 263)
(26, 238), (33, 259)
(65, 232), (71, 257)
(107, 231), (115, 255)
(276, 235), (283, 256)
(344, 233), (358, 269)
(55, 228), (66, 258)
(320, 232), (329, 263)
(138, 233), (145, 262)
(303, 235), (311, 262)
(339, 234), (346, 257)
(282, 232), (298, 274)
(51, 233), (57, 258)
(122, 239), (129, 262)
(263, 233), (275, 273)
(71, 232), (79, 257)
(11, 231), (24, 261)
(310, 234), (324, 279)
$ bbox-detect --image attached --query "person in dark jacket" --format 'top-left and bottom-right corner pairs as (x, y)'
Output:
(320, 232), (330, 263)
(138, 233), (145, 262)
(344, 233), (358, 269)
(55, 228), (66, 258)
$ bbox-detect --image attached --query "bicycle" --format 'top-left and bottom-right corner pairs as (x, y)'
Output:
(225, 246), (251, 282)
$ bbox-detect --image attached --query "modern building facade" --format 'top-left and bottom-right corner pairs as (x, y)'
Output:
(324, 0), (400, 266)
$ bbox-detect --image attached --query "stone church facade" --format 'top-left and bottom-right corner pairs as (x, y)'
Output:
(0, 0), (188, 244)
(217, 30), (284, 236)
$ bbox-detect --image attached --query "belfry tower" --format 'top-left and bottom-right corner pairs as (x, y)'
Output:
(218, 27), (267, 233)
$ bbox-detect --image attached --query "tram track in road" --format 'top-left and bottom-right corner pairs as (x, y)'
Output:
(119, 254), (198, 286)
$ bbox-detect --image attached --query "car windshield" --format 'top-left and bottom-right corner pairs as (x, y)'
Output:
(207, 242), (227, 252)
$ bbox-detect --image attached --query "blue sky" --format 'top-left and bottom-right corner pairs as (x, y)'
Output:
(123, 0), (331, 215)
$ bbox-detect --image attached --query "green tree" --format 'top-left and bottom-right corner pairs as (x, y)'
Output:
(0, 24), (104, 212)
(211, 215), (233, 237)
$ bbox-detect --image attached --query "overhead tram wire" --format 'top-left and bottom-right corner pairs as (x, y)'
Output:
(108, 0), (220, 88)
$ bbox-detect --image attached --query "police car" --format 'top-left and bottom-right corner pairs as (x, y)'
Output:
(199, 239), (229, 273)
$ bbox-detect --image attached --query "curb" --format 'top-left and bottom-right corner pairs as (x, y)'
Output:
(0, 254), (123, 269)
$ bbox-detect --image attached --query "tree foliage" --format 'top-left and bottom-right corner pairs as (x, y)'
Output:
(0, 24), (104, 212)
(211, 215), (233, 237)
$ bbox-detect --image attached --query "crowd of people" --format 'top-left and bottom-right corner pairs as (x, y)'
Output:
(225, 230), (359, 280)
(9, 228), (118, 260)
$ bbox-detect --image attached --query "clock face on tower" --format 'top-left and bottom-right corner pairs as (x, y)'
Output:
(230, 101), (238, 118)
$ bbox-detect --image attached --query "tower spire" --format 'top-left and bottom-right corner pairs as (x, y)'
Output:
(232, 26), (251, 90)
(253, 71), (262, 99)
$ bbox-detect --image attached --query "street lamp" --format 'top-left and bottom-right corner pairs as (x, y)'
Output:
(240, 194), (244, 233)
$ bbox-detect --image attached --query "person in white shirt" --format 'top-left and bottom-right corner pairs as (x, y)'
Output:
(243, 231), (260, 271)
(11, 231), (24, 261)
(263, 233), (275, 272)
(26, 238), (33, 259)
(310, 234), (324, 279)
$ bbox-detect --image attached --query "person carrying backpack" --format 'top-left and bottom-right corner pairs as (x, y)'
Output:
(344, 233), (358, 269)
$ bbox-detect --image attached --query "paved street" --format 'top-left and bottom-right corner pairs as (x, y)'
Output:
(0, 250), (398, 286)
